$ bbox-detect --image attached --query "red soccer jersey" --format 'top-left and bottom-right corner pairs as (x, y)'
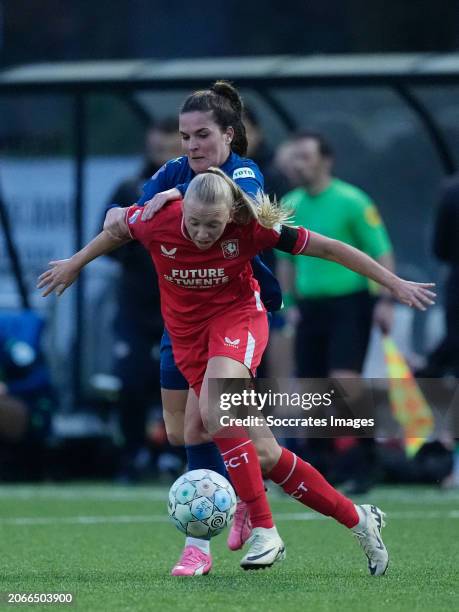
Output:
(125, 201), (308, 340)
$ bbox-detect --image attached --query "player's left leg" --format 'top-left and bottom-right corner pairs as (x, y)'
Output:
(246, 362), (388, 573)
(249, 292), (388, 576)
(261, 443), (388, 575)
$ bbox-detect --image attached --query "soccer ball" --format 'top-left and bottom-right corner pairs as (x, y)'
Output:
(168, 469), (237, 539)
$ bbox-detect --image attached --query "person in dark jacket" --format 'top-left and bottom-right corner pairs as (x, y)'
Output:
(420, 177), (459, 377)
(105, 118), (181, 480)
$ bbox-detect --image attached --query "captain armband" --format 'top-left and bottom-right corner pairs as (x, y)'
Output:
(276, 226), (309, 254)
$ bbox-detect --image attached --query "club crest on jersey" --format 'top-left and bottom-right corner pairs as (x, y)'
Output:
(224, 337), (240, 347)
(161, 245), (177, 258)
(221, 239), (239, 259)
(128, 210), (141, 225)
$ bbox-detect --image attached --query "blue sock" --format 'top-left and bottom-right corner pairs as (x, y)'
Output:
(185, 441), (230, 482)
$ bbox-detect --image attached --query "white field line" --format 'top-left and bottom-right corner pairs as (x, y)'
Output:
(0, 488), (169, 502)
(1, 510), (459, 527)
(0, 486), (458, 504)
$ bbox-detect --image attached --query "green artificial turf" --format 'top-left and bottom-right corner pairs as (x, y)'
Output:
(0, 484), (458, 611)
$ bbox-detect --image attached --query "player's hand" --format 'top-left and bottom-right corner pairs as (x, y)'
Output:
(373, 299), (394, 335)
(141, 188), (181, 221)
(37, 259), (81, 297)
(389, 279), (436, 311)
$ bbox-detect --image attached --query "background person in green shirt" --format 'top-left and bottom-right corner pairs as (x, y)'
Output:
(277, 131), (395, 493)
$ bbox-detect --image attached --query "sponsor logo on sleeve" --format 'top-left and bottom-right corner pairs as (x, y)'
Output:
(365, 205), (382, 227)
(232, 167), (256, 180)
(224, 337), (240, 347)
(128, 210), (141, 225)
(221, 239), (239, 259)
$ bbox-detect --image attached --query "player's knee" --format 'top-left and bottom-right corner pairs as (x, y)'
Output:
(183, 402), (209, 445)
(184, 418), (208, 445)
(165, 427), (184, 447)
(162, 389), (187, 446)
(198, 399), (210, 432)
(162, 411), (184, 446)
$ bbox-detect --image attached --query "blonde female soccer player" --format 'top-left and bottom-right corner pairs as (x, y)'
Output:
(38, 169), (435, 577)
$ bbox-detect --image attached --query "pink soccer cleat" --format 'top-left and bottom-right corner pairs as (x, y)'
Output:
(227, 499), (252, 551)
(171, 545), (212, 576)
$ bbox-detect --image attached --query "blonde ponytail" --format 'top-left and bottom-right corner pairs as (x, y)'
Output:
(190, 167), (293, 229)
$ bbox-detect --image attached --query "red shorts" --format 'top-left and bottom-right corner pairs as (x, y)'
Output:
(171, 305), (269, 394)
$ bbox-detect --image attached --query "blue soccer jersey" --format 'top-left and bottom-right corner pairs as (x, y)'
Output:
(138, 152), (264, 204)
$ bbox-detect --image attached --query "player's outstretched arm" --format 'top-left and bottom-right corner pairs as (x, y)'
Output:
(37, 216), (131, 297)
(303, 232), (436, 311)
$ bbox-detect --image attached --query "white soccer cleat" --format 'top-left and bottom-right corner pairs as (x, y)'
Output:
(353, 504), (389, 576)
(240, 526), (286, 570)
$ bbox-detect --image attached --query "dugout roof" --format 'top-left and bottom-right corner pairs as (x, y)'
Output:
(3, 53), (459, 90)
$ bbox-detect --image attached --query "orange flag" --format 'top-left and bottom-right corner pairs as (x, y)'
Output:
(382, 335), (434, 456)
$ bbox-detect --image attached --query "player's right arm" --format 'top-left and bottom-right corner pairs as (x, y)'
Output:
(251, 221), (436, 312)
(303, 231), (435, 311)
(38, 208), (132, 297)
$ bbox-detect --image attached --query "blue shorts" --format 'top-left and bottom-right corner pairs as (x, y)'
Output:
(160, 312), (273, 391)
(160, 329), (188, 390)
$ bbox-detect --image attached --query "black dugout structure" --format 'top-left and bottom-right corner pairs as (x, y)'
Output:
(1, 53), (459, 408)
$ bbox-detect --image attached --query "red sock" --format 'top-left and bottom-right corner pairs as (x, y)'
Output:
(213, 427), (273, 529)
(266, 447), (359, 528)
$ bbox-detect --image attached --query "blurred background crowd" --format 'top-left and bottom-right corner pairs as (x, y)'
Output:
(0, 1), (458, 490)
